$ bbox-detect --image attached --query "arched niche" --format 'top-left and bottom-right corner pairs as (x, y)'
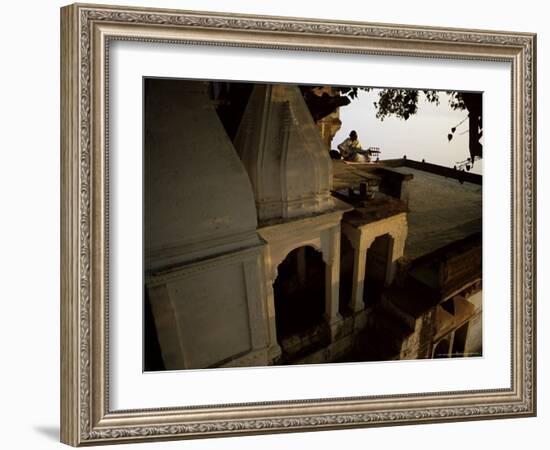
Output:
(340, 213), (408, 313)
(273, 246), (326, 340)
(364, 233), (394, 307)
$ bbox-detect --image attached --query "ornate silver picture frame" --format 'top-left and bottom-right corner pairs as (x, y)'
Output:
(60, 3), (536, 446)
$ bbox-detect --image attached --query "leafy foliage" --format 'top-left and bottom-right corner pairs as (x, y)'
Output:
(213, 80), (483, 163)
(299, 86), (371, 122)
(300, 85), (483, 160)
(376, 89), (418, 120)
(371, 89), (482, 160)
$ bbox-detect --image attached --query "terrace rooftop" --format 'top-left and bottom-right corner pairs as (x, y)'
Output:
(332, 159), (482, 260)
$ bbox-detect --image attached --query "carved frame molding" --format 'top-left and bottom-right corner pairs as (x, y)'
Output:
(60, 3), (536, 446)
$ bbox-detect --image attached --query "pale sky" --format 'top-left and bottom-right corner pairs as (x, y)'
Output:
(332, 89), (483, 175)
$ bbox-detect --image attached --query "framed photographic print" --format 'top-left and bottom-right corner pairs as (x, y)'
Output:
(60, 3), (536, 446)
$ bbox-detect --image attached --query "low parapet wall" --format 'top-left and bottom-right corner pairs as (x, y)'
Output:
(380, 158), (482, 185)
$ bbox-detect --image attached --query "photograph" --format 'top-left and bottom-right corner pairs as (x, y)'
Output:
(0, 0), (543, 446)
(143, 79), (483, 371)
(57, 3), (536, 445)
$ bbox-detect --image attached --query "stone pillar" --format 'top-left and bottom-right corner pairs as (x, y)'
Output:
(265, 266), (282, 362)
(322, 226), (343, 340)
(146, 284), (186, 369)
(388, 224), (407, 285)
(243, 258), (269, 351)
(296, 246), (307, 284)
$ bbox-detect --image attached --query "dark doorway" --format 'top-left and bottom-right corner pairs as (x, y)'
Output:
(339, 234), (354, 315)
(364, 234), (393, 307)
(273, 246), (326, 339)
(452, 322), (469, 357)
(433, 338), (450, 358)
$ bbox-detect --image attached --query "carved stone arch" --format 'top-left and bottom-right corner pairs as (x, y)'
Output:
(386, 231), (398, 243)
(272, 245), (327, 341)
(273, 242), (323, 281)
(270, 266), (280, 285)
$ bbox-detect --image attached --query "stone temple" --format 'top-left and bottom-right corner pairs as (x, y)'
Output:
(143, 79), (482, 370)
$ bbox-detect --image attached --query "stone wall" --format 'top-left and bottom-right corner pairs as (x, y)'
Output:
(143, 79), (270, 370)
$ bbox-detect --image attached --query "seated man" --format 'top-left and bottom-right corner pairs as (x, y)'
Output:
(337, 130), (370, 162)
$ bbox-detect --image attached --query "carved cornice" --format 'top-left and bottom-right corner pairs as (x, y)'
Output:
(87, 401), (529, 441)
(84, 8), (534, 49)
(79, 8), (93, 439)
(145, 244), (264, 287)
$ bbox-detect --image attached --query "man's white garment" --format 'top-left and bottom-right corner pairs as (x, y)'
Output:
(337, 138), (368, 162)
